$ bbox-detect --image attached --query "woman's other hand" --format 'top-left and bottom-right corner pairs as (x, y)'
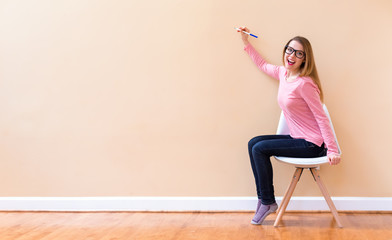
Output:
(328, 154), (341, 165)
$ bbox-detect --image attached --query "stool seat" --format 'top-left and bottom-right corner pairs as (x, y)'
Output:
(274, 156), (329, 168)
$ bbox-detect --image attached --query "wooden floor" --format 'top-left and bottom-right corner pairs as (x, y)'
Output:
(0, 211), (391, 240)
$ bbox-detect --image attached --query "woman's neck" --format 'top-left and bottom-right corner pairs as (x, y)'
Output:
(286, 70), (300, 78)
(286, 71), (300, 82)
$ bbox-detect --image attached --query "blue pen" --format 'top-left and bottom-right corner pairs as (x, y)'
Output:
(235, 28), (258, 38)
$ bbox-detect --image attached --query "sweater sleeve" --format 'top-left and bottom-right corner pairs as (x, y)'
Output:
(244, 43), (281, 80)
(300, 81), (340, 155)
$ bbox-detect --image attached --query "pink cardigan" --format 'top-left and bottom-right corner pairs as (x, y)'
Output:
(244, 43), (339, 155)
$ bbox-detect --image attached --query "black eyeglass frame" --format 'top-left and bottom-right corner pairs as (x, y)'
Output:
(285, 45), (305, 59)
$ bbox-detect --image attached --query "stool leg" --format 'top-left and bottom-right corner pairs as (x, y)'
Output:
(276, 171), (296, 214)
(310, 168), (343, 228)
(274, 168), (303, 227)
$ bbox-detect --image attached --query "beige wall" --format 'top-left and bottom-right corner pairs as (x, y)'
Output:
(0, 0), (391, 197)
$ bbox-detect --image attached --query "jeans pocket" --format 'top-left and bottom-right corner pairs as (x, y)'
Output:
(306, 141), (317, 148)
(319, 148), (327, 157)
(306, 141), (327, 157)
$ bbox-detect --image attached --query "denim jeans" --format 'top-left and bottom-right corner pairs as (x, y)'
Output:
(248, 135), (326, 205)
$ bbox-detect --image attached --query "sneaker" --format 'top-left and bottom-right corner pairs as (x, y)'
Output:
(255, 199), (262, 212)
(251, 202), (278, 225)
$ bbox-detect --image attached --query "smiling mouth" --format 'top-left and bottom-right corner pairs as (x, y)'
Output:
(287, 59), (295, 66)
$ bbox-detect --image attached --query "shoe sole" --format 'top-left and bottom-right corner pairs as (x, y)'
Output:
(251, 204), (278, 225)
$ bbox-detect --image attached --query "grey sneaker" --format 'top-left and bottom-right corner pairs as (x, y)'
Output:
(251, 202), (278, 225)
(255, 199), (262, 212)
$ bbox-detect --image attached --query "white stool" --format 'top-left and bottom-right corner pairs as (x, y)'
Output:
(273, 105), (343, 228)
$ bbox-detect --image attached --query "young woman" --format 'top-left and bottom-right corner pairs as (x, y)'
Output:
(237, 27), (341, 225)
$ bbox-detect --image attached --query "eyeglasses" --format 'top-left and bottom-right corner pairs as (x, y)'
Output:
(285, 46), (305, 59)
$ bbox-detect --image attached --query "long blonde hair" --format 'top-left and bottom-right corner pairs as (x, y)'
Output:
(282, 36), (324, 102)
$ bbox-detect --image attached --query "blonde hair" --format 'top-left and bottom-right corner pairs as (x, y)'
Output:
(282, 36), (324, 102)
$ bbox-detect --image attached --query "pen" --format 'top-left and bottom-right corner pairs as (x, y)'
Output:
(235, 28), (258, 38)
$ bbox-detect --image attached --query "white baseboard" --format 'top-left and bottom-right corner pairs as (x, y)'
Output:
(0, 197), (391, 212)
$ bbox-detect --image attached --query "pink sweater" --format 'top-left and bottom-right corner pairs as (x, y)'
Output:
(244, 43), (339, 155)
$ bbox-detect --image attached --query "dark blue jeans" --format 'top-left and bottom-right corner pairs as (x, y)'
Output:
(248, 135), (326, 205)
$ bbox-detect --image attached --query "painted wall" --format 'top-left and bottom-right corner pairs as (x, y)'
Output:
(0, 0), (391, 197)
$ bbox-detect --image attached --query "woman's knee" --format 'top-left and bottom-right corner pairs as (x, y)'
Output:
(248, 136), (260, 149)
(252, 141), (267, 155)
(248, 135), (271, 149)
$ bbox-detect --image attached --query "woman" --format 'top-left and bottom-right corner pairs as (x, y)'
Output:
(237, 27), (341, 225)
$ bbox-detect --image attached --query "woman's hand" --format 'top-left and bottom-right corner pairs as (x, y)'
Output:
(328, 154), (341, 165)
(237, 26), (250, 45)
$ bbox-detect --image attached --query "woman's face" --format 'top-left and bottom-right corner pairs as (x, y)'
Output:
(284, 40), (305, 73)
